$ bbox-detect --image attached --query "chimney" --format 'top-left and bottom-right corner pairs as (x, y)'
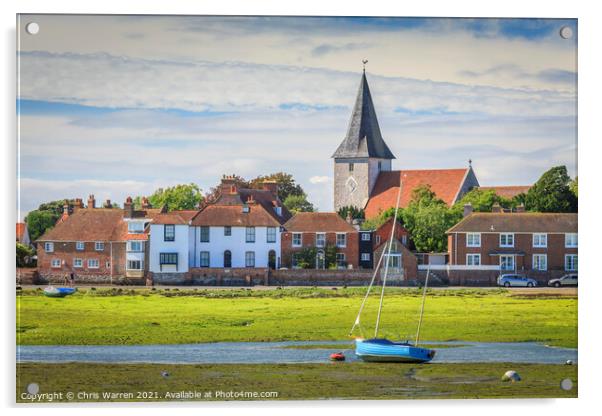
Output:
(262, 180), (279, 197)
(87, 194), (96, 209)
(103, 199), (112, 208)
(247, 194), (256, 205)
(463, 203), (473, 217)
(346, 211), (353, 224)
(220, 176), (238, 195)
(141, 197), (152, 209)
(516, 203), (525, 213)
(60, 200), (70, 221)
(124, 196), (134, 218)
(491, 203), (502, 213)
(73, 198), (84, 210)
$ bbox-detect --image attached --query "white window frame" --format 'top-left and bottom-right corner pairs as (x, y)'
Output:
(361, 253), (371, 261)
(316, 233), (326, 248)
(532, 233), (547, 248)
(73, 258), (83, 268)
(44, 242), (54, 252)
(466, 233), (481, 247)
(95, 242), (105, 251)
(375, 235), (381, 245)
(292, 233), (302, 247)
(245, 251), (255, 268)
(361, 233), (371, 241)
(466, 254), (481, 266)
(532, 254), (547, 271)
(87, 259), (100, 269)
(199, 251), (210, 268)
(336, 253), (346, 268)
(51, 258), (61, 268)
(245, 227), (256, 243)
(565, 254), (578, 271)
(127, 241), (143, 252)
(76, 241), (85, 251)
(126, 259), (143, 270)
(266, 227), (277, 243)
(565, 233), (578, 248)
(499, 233), (514, 248)
(500, 255), (515, 271)
(336, 233), (347, 248)
(127, 221), (144, 234)
(224, 226), (232, 236)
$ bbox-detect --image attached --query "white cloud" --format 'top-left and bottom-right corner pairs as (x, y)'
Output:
(309, 176), (331, 184)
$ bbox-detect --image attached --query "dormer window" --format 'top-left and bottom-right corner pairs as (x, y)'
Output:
(128, 221), (144, 233)
(242, 205), (250, 213)
(274, 206), (282, 216)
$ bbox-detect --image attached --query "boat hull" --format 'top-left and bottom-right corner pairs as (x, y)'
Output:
(355, 339), (435, 363)
(43, 287), (77, 298)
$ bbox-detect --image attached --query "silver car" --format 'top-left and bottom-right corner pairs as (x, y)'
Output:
(548, 274), (578, 287)
(497, 274), (538, 287)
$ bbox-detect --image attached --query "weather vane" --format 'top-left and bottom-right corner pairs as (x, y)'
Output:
(362, 59), (368, 72)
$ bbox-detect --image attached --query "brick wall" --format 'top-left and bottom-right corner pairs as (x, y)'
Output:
(269, 269), (375, 286)
(280, 231), (359, 268)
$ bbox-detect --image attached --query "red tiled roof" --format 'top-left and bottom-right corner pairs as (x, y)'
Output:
(365, 169), (469, 217)
(283, 212), (356, 232)
(447, 212), (577, 233)
(191, 204), (281, 227)
(37, 209), (125, 242)
(16, 223), (26, 241)
(152, 210), (198, 225)
(478, 186), (531, 199)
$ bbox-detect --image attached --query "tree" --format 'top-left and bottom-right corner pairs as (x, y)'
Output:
(16, 242), (34, 267)
(524, 166), (577, 212)
(452, 188), (512, 215)
(24, 200), (67, 242)
(249, 172), (305, 201)
(337, 205), (365, 221)
(283, 193), (315, 214)
(570, 176), (578, 198)
(148, 183), (203, 211)
(401, 185), (460, 252)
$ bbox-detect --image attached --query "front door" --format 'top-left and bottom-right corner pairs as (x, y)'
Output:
(224, 250), (232, 268)
(268, 250), (276, 270)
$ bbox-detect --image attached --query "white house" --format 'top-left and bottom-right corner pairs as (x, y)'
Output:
(148, 211), (198, 274)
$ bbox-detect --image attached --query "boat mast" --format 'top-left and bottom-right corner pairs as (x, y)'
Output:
(374, 183), (403, 338)
(414, 266), (430, 346)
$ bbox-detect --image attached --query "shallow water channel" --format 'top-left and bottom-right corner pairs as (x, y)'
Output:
(17, 341), (577, 364)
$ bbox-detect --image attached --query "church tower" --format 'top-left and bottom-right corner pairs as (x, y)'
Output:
(332, 68), (395, 212)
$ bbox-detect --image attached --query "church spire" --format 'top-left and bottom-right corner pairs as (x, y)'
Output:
(332, 68), (396, 160)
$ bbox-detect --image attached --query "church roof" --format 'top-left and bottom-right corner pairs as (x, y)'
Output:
(365, 168), (475, 218)
(332, 71), (396, 160)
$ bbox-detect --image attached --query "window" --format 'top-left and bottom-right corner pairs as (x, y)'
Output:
(336, 253), (346, 268)
(128, 221), (144, 233)
(127, 241), (143, 252)
(44, 242), (54, 252)
(533, 233), (547, 248)
(246, 227), (256, 243)
(224, 226), (231, 236)
(76, 241), (85, 251)
(127, 260), (142, 270)
(378, 161), (382, 171)
(385, 254), (400, 268)
(267, 227), (277, 243)
(361, 253), (371, 261)
(533, 254), (547, 271)
(292, 233), (302, 247)
(349, 163), (354, 172)
(316, 233), (326, 247)
(73, 258), (83, 268)
(87, 259), (99, 269)
(565, 254), (578, 271)
(245, 251), (255, 268)
(164, 225), (175, 242)
(500, 255), (514, 271)
(466, 233), (481, 247)
(95, 242), (105, 251)
(467, 254), (481, 266)
(51, 258), (61, 268)
(159, 253), (178, 265)
(500, 233), (514, 247)
(106, 261), (111, 269)
(375, 235), (381, 245)
(361, 233), (371, 241)
(199, 251), (210, 267)
(292, 253), (301, 269)
(565, 233), (578, 248)
(200, 226), (210, 242)
(402, 235), (408, 245)
(336, 233), (347, 248)
(224, 250), (232, 268)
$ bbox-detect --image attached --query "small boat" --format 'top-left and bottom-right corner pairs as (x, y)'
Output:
(349, 184), (435, 363)
(329, 352), (346, 361)
(43, 286), (77, 298)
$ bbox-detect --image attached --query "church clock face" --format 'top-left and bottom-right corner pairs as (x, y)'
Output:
(346, 176), (358, 194)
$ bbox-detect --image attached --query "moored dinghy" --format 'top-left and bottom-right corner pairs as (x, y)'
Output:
(349, 183), (435, 363)
(43, 286), (77, 298)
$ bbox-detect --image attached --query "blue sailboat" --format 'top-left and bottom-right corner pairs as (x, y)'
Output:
(350, 183), (435, 363)
(43, 286), (77, 298)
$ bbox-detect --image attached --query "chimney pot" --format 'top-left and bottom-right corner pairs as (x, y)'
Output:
(123, 196), (134, 218)
(463, 203), (473, 217)
(491, 202), (502, 213)
(87, 194), (95, 209)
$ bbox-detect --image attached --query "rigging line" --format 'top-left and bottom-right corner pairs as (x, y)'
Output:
(349, 241), (387, 336)
(415, 266), (430, 346)
(374, 183), (403, 338)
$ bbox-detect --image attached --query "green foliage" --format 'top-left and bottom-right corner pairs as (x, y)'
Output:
(283, 193), (315, 214)
(324, 245), (338, 269)
(16, 242), (34, 267)
(525, 166), (577, 212)
(148, 183), (203, 211)
(24, 200), (67, 241)
(401, 185), (460, 252)
(452, 188), (512, 214)
(360, 207), (400, 230)
(249, 172), (305, 201)
(570, 176), (578, 198)
(337, 205), (365, 220)
(294, 247), (318, 269)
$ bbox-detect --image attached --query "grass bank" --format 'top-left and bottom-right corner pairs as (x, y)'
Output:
(16, 362), (577, 401)
(16, 288), (577, 347)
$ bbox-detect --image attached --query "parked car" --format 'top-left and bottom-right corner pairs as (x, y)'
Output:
(497, 274), (538, 287)
(548, 274), (578, 287)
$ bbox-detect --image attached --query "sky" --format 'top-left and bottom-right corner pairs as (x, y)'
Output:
(17, 15), (577, 219)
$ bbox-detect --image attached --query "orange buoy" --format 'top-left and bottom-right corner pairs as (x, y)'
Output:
(330, 352), (346, 361)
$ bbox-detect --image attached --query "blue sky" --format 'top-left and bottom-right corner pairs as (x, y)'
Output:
(17, 15), (577, 218)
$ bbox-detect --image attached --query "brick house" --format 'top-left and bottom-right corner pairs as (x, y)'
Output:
(371, 218), (417, 280)
(36, 195), (159, 284)
(447, 205), (577, 281)
(281, 212), (359, 269)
